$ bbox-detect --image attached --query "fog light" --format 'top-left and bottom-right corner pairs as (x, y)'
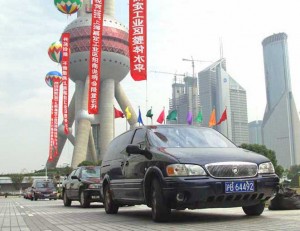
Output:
(176, 192), (185, 202)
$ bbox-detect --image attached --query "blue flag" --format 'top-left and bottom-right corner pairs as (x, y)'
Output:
(138, 108), (144, 125)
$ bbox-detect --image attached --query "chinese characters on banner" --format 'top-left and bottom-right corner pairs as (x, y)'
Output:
(52, 79), (60, 157)
(61, 33), (70, 134)
(88, 0), (105, 114)
(129, 0), (147, 81)
(48, 99), (54, 162)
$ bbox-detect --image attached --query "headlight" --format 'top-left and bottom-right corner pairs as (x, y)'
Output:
(166, 164), (207, 176)
(258, 162), (275, 174)
(88, 184), (100, 189)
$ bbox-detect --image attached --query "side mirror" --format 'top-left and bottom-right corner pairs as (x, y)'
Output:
(126, 144), (152, 159)
(71, 175), (78, 180)
(126, 144), (143, 154)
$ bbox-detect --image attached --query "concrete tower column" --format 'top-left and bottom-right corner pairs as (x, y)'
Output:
(104, 0), (115, 17)
(71, 77), (93, 168)
(98, 79), (115, 160)
(75, 80), (84, 135)
(115, 82), (138, 128)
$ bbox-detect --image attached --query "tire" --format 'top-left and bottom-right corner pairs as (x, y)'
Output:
(63, 191), (72, 207)
(104, 184), (119, 214)
(242, 202), (265, 216)
(80, 190), (90, 208)
(151, 178), (171, 222)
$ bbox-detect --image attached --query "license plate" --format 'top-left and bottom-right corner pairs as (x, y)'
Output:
(225, 181), (255, 193)
(91, 196), (100, 199)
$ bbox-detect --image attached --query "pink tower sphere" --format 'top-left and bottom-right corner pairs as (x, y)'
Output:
(62, 13), (129, 83)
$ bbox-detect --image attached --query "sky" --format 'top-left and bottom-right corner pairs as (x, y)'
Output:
(1, 0), (300, 174)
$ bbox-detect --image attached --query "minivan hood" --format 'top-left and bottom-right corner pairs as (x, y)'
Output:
(160, 147), (269, 165)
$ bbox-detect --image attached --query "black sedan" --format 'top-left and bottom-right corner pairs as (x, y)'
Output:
(62, 166), (102, 208)
(100, 125), (279, 222)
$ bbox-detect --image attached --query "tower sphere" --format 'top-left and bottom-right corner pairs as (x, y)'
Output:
(63, 14), (130, 83)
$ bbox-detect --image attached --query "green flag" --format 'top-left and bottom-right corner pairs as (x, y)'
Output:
(196, 111), (203, 123)
(146, 109), (153, 118)
(167, 110), (177, 120)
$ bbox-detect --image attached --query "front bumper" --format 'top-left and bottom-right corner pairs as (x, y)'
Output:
(35, 192), (57, 200)
(162, 174), (279, 209)
(84, 189), (102, 202)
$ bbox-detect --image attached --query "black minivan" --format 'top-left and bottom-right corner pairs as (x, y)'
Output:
(100, 125), (279, 222)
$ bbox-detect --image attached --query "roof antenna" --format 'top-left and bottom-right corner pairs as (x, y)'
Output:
(219, 37), (223, 59)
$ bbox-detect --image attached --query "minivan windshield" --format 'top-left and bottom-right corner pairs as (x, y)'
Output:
(148, 126), (236, 148)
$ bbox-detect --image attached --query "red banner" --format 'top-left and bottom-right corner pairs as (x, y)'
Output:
(88, 0), (105, 114)
(129, 0), (147, 81)
(61, 33), (70, 134)
(48, 99), (54, 162)
(52, 79), (60, 157)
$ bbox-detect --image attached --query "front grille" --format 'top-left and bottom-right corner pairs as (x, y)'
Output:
(205, 162), (258, 178)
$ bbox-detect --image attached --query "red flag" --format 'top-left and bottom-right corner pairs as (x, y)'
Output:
(129, 0), (147, 81)
(114, 107), (124, 118)
(88, 0), (105, 114)
(61, 32), (70, 135)
(156, 109), (165, 124)
(217, 109), (227, 125)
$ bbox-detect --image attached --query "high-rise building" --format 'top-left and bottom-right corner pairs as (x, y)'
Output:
(197, 58), (249, 145)
(249, 120), (263, 145)
(261, 33), (300, 168)
(168, 76), (200, 124)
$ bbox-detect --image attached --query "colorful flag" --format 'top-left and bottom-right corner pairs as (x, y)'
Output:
(209, 108), (216, 127)
(217, 108), (227, 125)
(196, 111), (203, 123)
(129, 0), (147, 81)
(146, 108), (153, 118)
(125, 106), (132, 120)
(138, 108), (144, 125)
(187, 111), (193, 125)
(166, 110), (177, 120)
(114, 107), (124, 118)
(156, 109), (165, 124)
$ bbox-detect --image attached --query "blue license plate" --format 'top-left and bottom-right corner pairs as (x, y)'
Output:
(225, 181), (255, 193)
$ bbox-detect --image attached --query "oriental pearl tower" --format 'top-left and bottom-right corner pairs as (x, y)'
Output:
(47, 0), (138, 169)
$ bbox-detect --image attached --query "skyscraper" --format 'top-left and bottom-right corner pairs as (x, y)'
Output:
(249, 120), (263, 145)
(197, 58), (249, 145)
(168, 76), (200, 124)
(261, 33), (300, 168)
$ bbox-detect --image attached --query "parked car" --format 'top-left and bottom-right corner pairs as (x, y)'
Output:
(23, 187), (33, 200)
(62, 166), (102, 208)
(100, 125), (280, 222)
(31, 180), (57, 200)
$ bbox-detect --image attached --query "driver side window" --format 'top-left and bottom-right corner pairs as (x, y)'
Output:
(132, 129), (147, 149)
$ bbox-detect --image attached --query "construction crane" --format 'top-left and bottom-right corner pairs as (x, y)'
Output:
(182, 57), (212, 77)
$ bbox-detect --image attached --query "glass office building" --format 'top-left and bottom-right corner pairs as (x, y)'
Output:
(262, 33), (300, 168)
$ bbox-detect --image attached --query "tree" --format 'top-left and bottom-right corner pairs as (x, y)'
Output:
(77, 160), (102, 167)
(9, 174), (24, 190)
(239, 143), (284, 177)
(287, 165), (300, 187)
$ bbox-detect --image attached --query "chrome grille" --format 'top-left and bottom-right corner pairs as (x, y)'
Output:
(205, 162), (258, 178)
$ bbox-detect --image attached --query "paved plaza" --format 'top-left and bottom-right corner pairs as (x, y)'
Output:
(0, 197), (300, 231)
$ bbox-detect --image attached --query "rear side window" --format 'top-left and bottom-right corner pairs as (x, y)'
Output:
(103, 130), (135, 161)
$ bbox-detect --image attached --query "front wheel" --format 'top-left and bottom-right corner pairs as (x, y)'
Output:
(80, 190), (90, 208)
(151, 178), (171, 222)
(104, 184), (119, 214)
(242, 202), (265, 216)
(63, 191), (72, 207)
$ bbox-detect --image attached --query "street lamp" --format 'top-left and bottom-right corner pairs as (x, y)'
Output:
(41, 165), (47, 180)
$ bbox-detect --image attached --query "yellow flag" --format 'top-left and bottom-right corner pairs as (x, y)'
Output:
(209, 108), (216, 127)
(125, 106), (132, 120)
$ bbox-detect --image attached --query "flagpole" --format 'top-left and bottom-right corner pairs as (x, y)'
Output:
(113, 104), (115, 138)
